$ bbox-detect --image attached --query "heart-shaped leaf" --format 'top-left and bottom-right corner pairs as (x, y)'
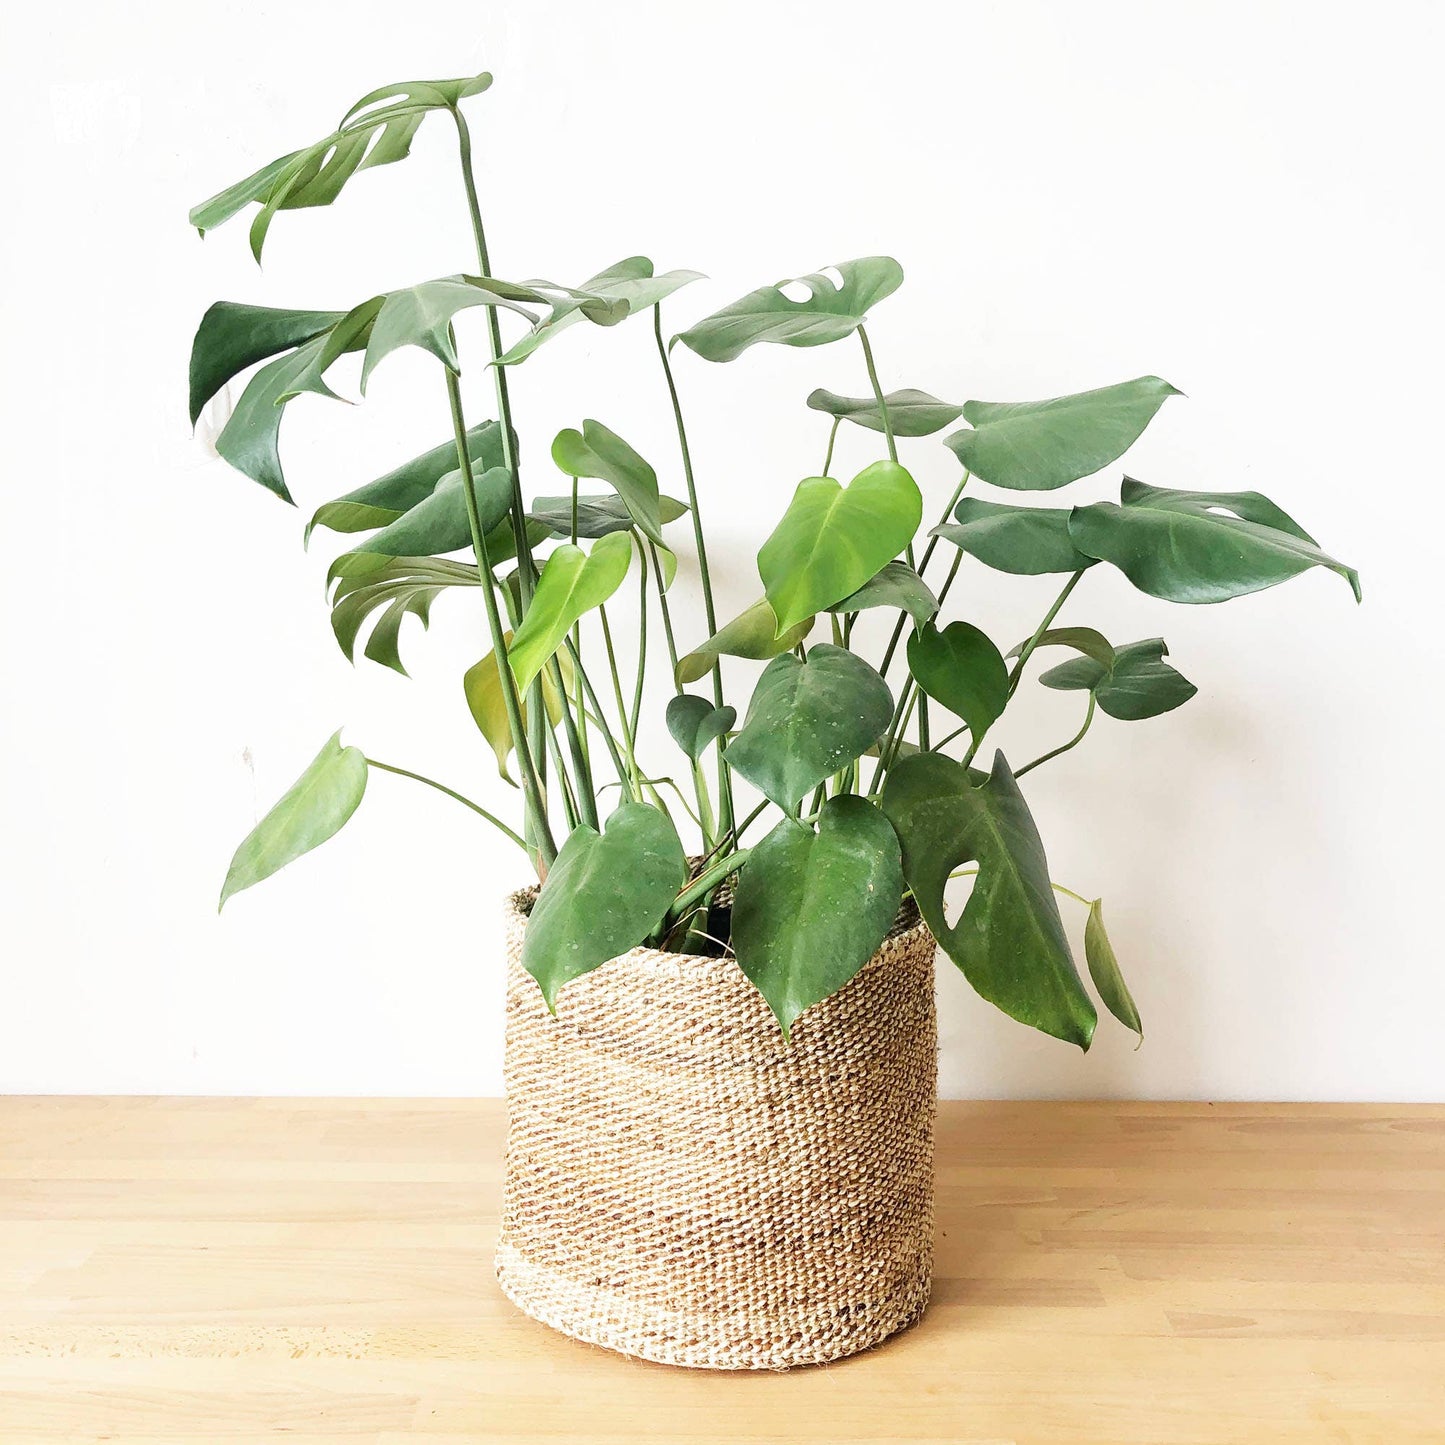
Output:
(943, 376), (1181, 491)
(931, 498), (1098, 575)
(906, 621), (1010, 744)
(507, 532), (633, 693)
(725, 645), (893, 815)
(1039, 638), (1197, 720)
(730, 795), (904, 1038)
(550, 421), (664, 545)
(806, 387), (962, 438)
(1069, 479), (1361, 604)
(832, 560), (938, 625)
(675, 257), (904, 363)
(347, 465), (513, 559)
(675, 600), (814, 685)
(190, 303), (346, 426)
(881, 750), (1095, 1047)
(464, 635), (573, 782)
(528, 492), (688, 540)
(1010, 627), (1116, 673)
(522, 803), (687, 1008)
(665, 694), (737, 763)
(219, 732), (367, 909)
(1085, 900), (1142, 1040)
(758, 461), (923, 633)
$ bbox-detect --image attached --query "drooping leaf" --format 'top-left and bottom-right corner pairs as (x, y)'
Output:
(675, 600), (814, 686)
(528, 492), (688, 539)
(725, 645), (893, 815)
(665, 694), (737, 763)
(1085, 899), (1142, 1039)
(731, 795), (904, 1038)
(758, 461), (923, 633)
(497, 256), (705, 364)
(881, 750), (1096, 1047)
(522, 803), (687, 1008)
(831, 560), (938, 625)
(550, 421), (664, 545)
(1010, 627), (1116, 673)
(931, 498), (1098, 575)
(346, 465), (513, 559)
(1069, 479), (1361, 604)
(807, 386), (962, 438)
(1039, 638), (1197, 720)
(507, 532), (633, 692)
(675, 257), (904, 363)
(943, 376), (1181, 491)
(463, 635), (573, 782)
(218, 732), (367, 909)
(906, 621), (1010, 744)
(189, 73), (494, 259)
(189, 303), (346, 425)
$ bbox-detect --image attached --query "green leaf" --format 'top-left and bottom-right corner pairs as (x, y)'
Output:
(1039, 638), (1197, 721)
(831, 560), (938, 625)
(675, 257), (904, 363)
(521, 803), (687, 1008)
(189, 302), (346, 426)
(758, 461), (923, 633)
(931, 498), (1098, 575)
(1069, 479), (1362, 604)
(943, 376), (1181, 491)
(464, 636), (572, 783)
(507, 532), (633, 693)
(665, 694), (736, 763)
(881, 751), (1096, 1048)
(906, 621), (1010, 744)
(219, 732), (367, 909)
(497, 256), (705, 365)
(550, 421), (664, 545)
(189, 73), (493, 259)
(306, 422), (507, 543)
(528, 492), (688, 540)
(675, 600), (814, 686)
(1010, 627), (1116, 673)
(731, 796), (904, 1038)
(1085, 899), (1142, 1040)
(725, 645), (893, 815)
(807, 387), (962, 438)
(347, 465), (513, 559)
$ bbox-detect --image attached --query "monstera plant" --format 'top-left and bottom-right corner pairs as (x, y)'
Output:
(196, 71), (1359, 1045)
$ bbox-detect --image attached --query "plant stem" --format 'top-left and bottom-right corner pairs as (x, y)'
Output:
(821, 416), (841, 477)
(1006, 569), (1086, 700)
(563, 636), (633, 802)
(365, 758), (528, 850)
(878, 471), (970, 679)
(666, 848), (752, 926)
(598, 604), (643, 798)
(1015, 694), (1097, 779)
(857, 325), (896, 463)
(630, 537), (648, 743)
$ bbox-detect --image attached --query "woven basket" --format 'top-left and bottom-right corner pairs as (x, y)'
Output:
(495, 887), (938, 1369)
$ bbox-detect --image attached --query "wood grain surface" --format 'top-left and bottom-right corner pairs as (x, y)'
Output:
(0, 1097), (1440, 1443)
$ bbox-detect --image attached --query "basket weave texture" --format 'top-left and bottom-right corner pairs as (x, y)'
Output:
(496, 887), (938, 1369)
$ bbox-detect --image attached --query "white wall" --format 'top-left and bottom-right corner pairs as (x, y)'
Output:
(2, 0), (1441, 1099)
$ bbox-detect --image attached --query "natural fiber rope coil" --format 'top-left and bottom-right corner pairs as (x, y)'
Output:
(495, 887), (938, 1369)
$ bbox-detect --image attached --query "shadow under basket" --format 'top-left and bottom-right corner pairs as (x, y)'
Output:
(495, 887), (938, 1370)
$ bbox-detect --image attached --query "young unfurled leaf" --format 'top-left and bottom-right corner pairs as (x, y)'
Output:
(758, 461), (923, 633)
(807, 387), (962, 438)
(931, 498), (1098, 576)
(665, 694), (737, 763)
(943, 376), (1181, 491)
(1085, 899), (1142, 1040)
(551, 421), (664, 545)
(675, 257), (904, 363)
(675, 600), (814, 685)
(1069, 479), (1362, 604)
(464, 636), (573, 782)
(528, 493), (689, 540)
(506, 532), (632, 693)
(831, 560), (938, 626)
(881, 751), (1096, 1048)
(725, 645), (893, 816)
(906, 621), (1010, 745)
(522, 804), (687, 1009)
(219, 732), (367, 909)
(190, 302), (346, 425)
(1039, 638), (1197, 721)
(731, 796), (904, 1039)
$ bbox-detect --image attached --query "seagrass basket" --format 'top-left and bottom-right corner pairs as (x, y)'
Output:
(495, 886), (938, 1369)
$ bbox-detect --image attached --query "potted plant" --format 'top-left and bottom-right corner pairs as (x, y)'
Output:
(193, 71), (1360, 1369)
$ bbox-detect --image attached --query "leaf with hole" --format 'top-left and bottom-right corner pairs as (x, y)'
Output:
(522, 803), (687, 1009)
(551, 421), (664, 545)
(1039, 638), (1197, 720)
(675, 600), (814, 686)
(931, 498), (1098, 575)
(675, 257), (904, 363)
(807, 387), (961, 438)
(831, 561), (938, 626)
(943, 376), (1181, 491)
(665, 694), (737, 763)
(881, 750), (1095, 1047)
(731, 796), (904, 1038)
(906, 621), (1010, 745)
(1069, 479), (1361, 604)
(1085, 899), (1142, 1040)
(725, 645), (893, 815)
(219, 732), (367, 909)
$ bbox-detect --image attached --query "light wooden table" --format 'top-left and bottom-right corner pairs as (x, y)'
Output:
(0, 1099), (1440, 1444)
